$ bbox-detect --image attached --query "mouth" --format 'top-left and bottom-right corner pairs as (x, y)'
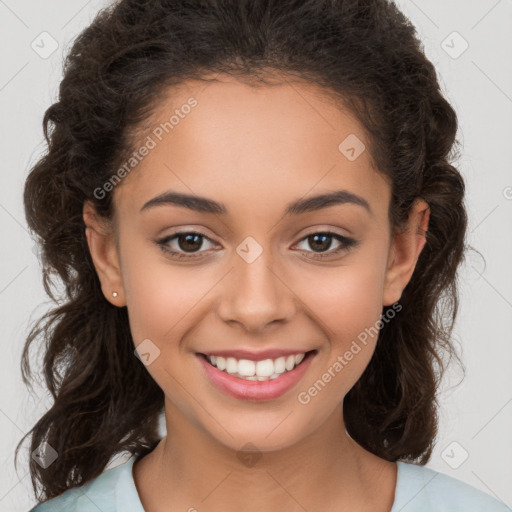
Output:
(198, 350), (317, 380)
(196, 350), (318, 401)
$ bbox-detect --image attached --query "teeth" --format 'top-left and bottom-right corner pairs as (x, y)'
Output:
(226, 357), (238, 374)
(216, 356), (226, 371)
(256, 359), (274, 377)
(274, 356), (286, 374)
(238, 359), (256, 376)
(205, 352), (308, 380)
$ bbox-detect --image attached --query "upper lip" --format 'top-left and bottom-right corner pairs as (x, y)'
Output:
(198, 349), (316, 361)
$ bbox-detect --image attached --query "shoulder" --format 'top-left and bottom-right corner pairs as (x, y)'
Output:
(393, 461), (510, 512)
(27, 457), (142, 512)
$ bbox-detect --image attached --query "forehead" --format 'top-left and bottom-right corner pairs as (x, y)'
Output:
(113, 74), (390, 220)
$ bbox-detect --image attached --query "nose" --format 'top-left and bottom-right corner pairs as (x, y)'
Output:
(216, 244), (298, 333)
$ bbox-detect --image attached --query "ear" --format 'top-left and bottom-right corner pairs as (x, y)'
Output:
(382, 198), (430, 306)
(83, 200), (126, 306)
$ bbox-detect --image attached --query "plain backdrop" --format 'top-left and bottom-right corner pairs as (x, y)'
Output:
(1, 0), (511, 511)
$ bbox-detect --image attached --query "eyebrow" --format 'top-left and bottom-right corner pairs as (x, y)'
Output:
(140, 189), (372, 216)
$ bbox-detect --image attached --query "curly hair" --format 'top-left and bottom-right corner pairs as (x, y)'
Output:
(18, 0), (467, 503)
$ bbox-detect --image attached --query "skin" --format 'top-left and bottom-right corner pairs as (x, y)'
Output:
(83, 74), (430, 512)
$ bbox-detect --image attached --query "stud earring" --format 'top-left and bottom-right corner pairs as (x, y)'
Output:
(112, 292), (118, 298)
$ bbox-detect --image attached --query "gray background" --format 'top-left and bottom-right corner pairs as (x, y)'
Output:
(1, 0), (511, 510)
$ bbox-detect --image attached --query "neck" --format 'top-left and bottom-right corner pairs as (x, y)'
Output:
(133, 399), (396, 512)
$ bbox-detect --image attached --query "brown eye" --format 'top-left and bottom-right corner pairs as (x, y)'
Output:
(307, 233), (335, 252)
(294, 231), (359, 259)
(156, 231), (217, 259)
(176, 233), (203, 252)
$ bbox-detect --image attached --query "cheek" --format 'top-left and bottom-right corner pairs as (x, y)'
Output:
(294, 254), (388, 394)
(119, 235), (206, 346)
(300, 257), (387, 342)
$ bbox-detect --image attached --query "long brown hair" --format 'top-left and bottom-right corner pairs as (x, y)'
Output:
(18, 0), (467, 503)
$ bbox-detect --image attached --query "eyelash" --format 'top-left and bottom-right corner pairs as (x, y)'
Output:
(155, 230), (360, 261)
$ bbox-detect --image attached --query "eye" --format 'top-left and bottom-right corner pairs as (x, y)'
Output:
(292, 231), (359, 259)
(155, 230), (359, 261)
(156, 231), (218, 259)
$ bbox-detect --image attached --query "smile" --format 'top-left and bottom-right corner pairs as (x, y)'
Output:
(197, 350), (317, 401)
(204, 352), (308, 381)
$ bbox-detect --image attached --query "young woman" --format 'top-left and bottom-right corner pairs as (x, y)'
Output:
(19, 0), (508, 511)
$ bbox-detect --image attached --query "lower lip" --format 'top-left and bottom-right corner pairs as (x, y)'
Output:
(197, 351), (316, 401)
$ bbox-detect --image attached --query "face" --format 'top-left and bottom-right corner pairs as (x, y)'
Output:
(85, 74), (428, 454)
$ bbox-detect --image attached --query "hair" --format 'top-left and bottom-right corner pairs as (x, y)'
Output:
(18, 0), (468, 504)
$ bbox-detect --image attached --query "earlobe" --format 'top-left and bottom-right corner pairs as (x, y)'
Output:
(83, 200), (126, 306)
(382, 198), (430, 306)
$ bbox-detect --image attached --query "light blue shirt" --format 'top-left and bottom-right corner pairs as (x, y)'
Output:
(28, 456), (510, 511)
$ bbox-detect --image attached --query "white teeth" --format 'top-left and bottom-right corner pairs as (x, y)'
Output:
(205, 352), (309, 380)
(285, 355), (295, 371)
(295, 353), (305, 365)
(256, 359), (274, 377)
(238, 359), (256, 376)
(274, 356), (286, 374)
(216, 356), (226, 371)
